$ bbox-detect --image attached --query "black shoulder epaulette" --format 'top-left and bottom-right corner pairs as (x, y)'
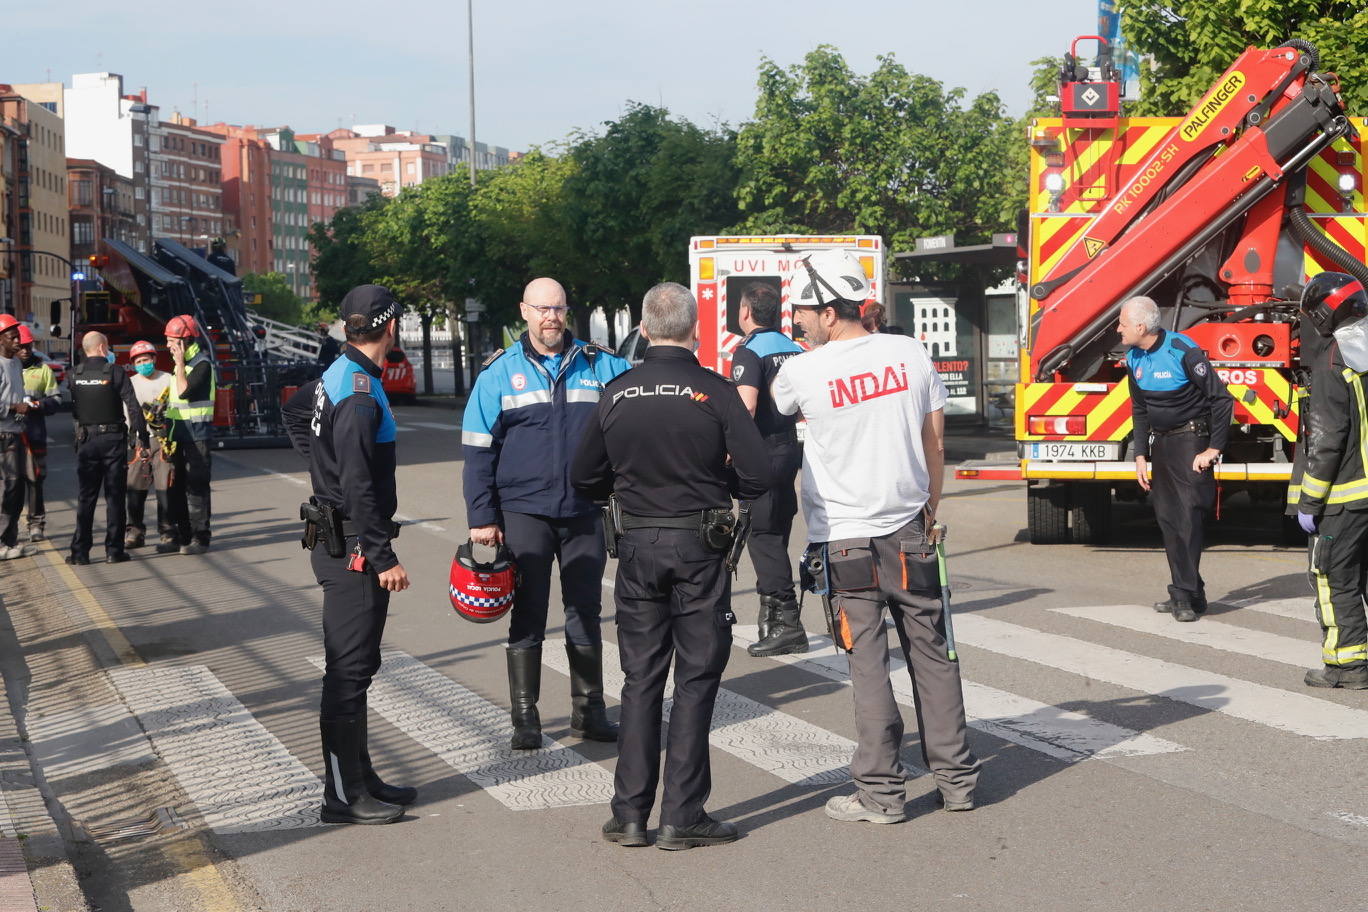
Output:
(482, 348), (505, 368)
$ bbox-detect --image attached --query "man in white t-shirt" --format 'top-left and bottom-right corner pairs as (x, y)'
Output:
(125, 341), (175, 549)
(771, 250), (980, 824)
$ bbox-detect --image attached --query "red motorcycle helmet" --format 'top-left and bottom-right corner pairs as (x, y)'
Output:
(449, 541), (518, 623)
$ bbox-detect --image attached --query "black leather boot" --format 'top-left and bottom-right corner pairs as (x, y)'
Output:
(756, 597), (773, 641)
(507, 647), (543, 750)
(320, 717), (403, 824)
(358, 712), (417, 805)
(566, 642), (618, 742)
(748, 598), (809, 656)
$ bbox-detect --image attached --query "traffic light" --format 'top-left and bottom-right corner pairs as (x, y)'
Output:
(87, 254), (110, 269)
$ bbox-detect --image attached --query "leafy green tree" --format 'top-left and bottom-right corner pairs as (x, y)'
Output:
(308, 195), (385, 309)
(241, 272), (304, 324)
(1120, 1), (1368, 114)
(562, 104), (739, 328)
(733, 47), (1024, 276)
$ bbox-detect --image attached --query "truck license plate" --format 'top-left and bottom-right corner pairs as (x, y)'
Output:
(1029, 442), (1119, 460)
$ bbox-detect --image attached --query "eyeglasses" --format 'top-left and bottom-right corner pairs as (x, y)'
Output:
(526, 304), (568, 317)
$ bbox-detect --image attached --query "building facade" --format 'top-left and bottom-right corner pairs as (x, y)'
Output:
(0, 88), (71, 328)
(201, 123), (272, 277)
(347, 174), (382, 206)
(21, 74), (154, 252)
(153, 115), (227, 248)
(328, 126), (449, 197)
(67, 158), (139, 263)
(430, 134), (512, 174)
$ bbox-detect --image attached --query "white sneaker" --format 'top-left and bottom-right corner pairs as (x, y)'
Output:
(0, 544), (33, 560)
(823, 794), (905, 824)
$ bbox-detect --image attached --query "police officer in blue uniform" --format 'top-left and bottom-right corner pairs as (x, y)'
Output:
(573, 282), (771, 850)
(284, 285), (413, 825)
(730, 282), (808, 656)
(1119, 296), (1234, 622)
(462, 277), (632, 750)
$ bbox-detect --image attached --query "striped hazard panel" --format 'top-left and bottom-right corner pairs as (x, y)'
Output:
(1016, 381), (1133, 442)
(1302, 126), (1367, 280)
(1214, 367), (1300, 441)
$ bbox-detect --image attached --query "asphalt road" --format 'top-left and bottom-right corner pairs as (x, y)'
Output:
(4, 407), (1367, 912)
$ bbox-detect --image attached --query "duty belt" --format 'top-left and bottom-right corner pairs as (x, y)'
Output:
(82, 423), (126, 435)
(1154, 419), (1210, 437)
(619, 511), (709, 532)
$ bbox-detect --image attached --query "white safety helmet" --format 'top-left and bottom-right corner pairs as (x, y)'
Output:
(788, 249), (871, 308)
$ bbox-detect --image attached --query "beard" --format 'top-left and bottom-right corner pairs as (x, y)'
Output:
(533, 324), (565, 349)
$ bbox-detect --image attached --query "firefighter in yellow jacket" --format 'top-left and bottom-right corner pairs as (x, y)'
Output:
(1293, 273), (1368, 690)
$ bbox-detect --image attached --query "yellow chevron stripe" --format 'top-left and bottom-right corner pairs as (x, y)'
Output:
(1118, 124), (1170, 166)
(1036, 219), (1093, 278)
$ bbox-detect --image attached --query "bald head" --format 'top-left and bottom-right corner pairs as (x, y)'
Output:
(520, 277), (569, 354)
(82, 331), (109, 356)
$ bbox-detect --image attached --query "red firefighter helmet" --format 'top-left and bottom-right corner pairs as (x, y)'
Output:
(164, 314), (200, 340)
(449, 541), (518, 623)
(1300, 272), (1368, 337)
(129, 340), (157, 360)
(15, 325), (34, 345)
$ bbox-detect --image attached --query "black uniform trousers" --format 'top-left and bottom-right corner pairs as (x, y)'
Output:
(167, 434), (212, 545)
(313, 536), (391, 719)
(0, 432), (23, 548)
(611, 527), (731, 827)
(1308, 507), (1368, 668)
(1150, 429), (1216, 606)
(743, 437), (801, 602)
(23, 437), (47, 523)
(70, 431), (128, 558)
(503, 511), (606, 649)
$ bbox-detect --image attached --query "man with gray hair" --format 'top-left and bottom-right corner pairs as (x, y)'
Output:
(1119, 296), (1234, 621)
(572, 282), (770, 850)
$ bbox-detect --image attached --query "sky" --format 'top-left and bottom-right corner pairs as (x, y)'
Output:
(8, 0), (1100, 151)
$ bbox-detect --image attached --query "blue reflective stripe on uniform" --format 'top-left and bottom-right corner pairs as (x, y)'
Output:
(743, 330), (803, 359)
(1125, 331), (1197, 393)
(322, 355), (395, 443)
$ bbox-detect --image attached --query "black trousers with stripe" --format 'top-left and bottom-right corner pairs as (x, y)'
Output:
(1308, 508), (1368, 668)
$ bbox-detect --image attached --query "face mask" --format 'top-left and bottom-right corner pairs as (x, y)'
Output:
(106, 351), (117, 364)
(135, 362), (156, 377)
(1335, 316), (1368, 373)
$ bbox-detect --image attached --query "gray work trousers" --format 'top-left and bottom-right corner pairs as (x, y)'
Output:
(827, 515), (980, 813)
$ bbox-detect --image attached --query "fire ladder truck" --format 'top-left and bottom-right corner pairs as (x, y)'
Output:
(963, 36), (1368, 544)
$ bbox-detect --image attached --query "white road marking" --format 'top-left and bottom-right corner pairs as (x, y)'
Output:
(420, 522), (447, 533)
(953, 614), (1368, 741)
(107, 666), (322, 833)
(318, 650), (614, 810)
(264, 468), (307, 486)
(545, 639), (865, 784)
(1329, 810), (1368, 828)
(1228, 597), (1316, 623)
(1052, 604), (1319, 668)
(393, 426), (416, 432)
(406, 421), (456, 431)
(740, 628), (1185, 762)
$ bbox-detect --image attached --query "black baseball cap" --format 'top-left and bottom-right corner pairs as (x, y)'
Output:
(339, 285), (402, 332)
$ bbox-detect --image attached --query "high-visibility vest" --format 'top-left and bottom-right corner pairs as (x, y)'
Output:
(165, 343), (217, 425)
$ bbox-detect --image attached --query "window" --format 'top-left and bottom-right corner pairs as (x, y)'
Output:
(73, 220), (95, 245)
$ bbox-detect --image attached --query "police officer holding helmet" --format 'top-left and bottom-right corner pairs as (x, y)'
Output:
(572, 281), (771, 851)
(68, 331), (148, 565)
(284, 284), (414, 825)
(1292, 272), (1368, 690)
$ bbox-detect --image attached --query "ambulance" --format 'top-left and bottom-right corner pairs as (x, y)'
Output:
(687, 235), (886, 374)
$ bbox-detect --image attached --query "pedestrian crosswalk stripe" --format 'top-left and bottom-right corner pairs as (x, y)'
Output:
(952, 615), (1368, 741)
(737, 628), (1186, 762)
(543, 639), (867, 785)
(107, 666), (322, 834)
(1228, 597), (1315, 623)
(1052, 605), (1318, 668)
(315, 650), (614, 810)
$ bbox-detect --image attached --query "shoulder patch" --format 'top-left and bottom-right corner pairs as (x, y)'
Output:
(352, 372), (371, 393)
(482, 348), (505, 368)
(1193, 361), (1208, 377)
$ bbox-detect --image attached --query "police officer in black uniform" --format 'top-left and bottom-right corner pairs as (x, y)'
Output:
(283, 285), (413, 825)
(68, 332), (147, 565)
(572, 282), (770, 851)
(731, 281), (807, 656)
(1119, 296), (1234, 622)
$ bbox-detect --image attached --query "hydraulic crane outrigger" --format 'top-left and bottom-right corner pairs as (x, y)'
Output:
(1029, 41), (1353, 382)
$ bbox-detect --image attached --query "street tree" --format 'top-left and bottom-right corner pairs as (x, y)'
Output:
(1120, 0), (1368, 114)
(241, 272), (305, 325)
